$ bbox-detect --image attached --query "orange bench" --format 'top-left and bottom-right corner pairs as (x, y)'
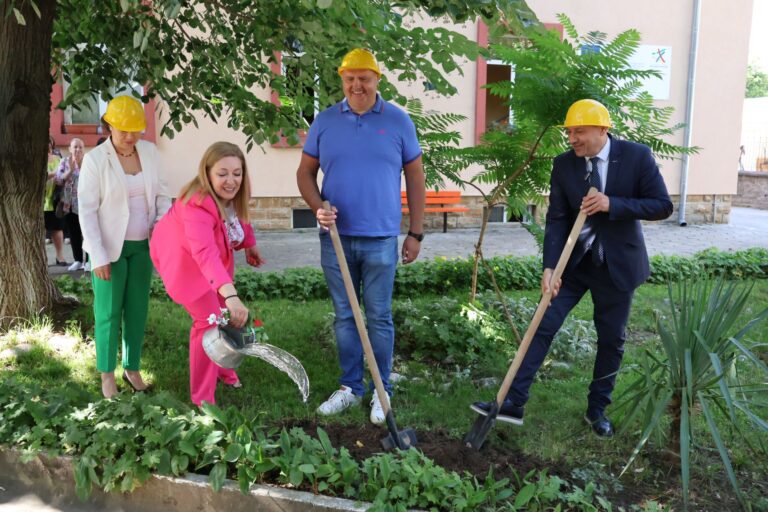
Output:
(401, 190), (469, 233)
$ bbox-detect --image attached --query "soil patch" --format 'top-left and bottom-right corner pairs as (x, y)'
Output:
(276, 420), (743, 511)
(285, 419), (564, 483)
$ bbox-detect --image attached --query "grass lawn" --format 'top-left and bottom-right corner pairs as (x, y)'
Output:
(1, 277), (767, 510)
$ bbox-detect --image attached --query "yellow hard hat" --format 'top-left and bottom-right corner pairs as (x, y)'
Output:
(338, 48), (381, 77)
(562, 99), (612, 128)
(103, 95), (146, 132)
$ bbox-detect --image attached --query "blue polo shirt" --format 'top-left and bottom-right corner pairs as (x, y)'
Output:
(303, 95), (422, 236)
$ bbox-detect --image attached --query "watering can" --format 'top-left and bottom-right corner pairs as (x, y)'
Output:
(202, 322), (310, 402)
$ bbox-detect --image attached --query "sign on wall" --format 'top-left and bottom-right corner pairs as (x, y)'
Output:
(628, 45), (672, 100)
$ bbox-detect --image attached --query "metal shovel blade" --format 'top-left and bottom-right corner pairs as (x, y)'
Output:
(380, 411), (418, 451)
(463, 401), (499, 450)
(238, 343), (310, 403)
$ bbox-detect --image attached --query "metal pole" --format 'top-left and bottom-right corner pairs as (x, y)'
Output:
(678, 0), (702, 226)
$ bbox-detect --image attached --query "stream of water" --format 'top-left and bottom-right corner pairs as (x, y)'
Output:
(239, 343), (310, 402)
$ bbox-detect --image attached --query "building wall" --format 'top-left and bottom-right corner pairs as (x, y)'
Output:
(735, 171), (768, 209)
(136, 2), (754, 228)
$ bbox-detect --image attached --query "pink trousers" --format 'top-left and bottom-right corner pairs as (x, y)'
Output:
(183, 291), (239, 406)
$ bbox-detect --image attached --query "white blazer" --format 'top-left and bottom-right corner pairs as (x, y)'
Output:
(78, 138), (171, 269)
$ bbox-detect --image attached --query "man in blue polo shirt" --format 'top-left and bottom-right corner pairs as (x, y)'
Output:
(296, 48), (426, 425)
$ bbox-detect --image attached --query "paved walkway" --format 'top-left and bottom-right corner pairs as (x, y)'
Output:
(47, 207), (768, 276)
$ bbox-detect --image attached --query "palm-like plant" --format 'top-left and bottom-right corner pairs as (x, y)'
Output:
(615, 278), (768, 509)
(439, 14), (695, 300)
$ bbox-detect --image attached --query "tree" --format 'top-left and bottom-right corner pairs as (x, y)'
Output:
(746, 63), (768, 98)
(435, 14), (696, 300)
(0, 1), (59, 323)
(0, 0), (539, 323)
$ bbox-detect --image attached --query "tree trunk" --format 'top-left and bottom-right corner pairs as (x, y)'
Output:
(469, 203), (492, 302)
(0, 1), (63, 325)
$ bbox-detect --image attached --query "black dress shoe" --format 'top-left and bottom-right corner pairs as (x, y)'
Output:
(470, 400), (524, 425)
(584, 409), (614, 438)
(122, 372), (153, 393)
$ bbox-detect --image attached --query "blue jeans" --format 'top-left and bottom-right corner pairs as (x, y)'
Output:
(320, 232), (398, 397)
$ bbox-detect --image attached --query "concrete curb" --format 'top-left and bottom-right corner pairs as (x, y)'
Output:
(0, 449), (369, 511)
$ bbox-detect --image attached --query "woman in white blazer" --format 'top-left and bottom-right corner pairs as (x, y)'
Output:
(78, 96), (171, 399)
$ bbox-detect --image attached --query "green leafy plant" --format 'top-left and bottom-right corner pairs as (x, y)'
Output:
(438, 14), (695, 300)
(54, 248), (768, 304)
(1, 376), (628, 510)
(391, 294), (595, 369)
(615, 278), (768, 509)
(406, 98), (468, 189)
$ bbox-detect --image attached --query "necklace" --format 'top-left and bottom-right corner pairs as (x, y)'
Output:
(116, 148), (136, 158)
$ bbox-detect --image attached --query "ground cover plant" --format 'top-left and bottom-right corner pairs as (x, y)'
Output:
(1, 261), (767, 510)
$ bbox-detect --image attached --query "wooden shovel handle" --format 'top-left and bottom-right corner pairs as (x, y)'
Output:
(323, 201), (393, 416)
(494, 187), (596, 404)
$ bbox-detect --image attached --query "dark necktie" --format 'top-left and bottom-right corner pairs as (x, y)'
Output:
(588, 157), (604, 265)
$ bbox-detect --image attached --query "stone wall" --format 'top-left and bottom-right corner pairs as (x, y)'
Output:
(734, 171), (768, 209)
(248, 193), (733, 231)
(248, 197), (311, 231)
(669, 194), (732, 224)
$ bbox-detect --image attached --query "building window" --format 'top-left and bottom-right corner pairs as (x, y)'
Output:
(483, 60), (514, 131)
(485, 204), (536, 223)
(292, 208), (317, 229)
(280, 53), (319, 127)
(486, 205), (507, 223)
(475, 21), (562, 144)
(61, 83), (144, 133)
(50, 82), (157, 147)
(270, 43), (342, 148)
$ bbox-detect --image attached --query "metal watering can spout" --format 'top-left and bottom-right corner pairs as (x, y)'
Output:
(202, 322), (310, 402)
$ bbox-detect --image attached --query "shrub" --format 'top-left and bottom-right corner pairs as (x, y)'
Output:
(615, 278), (768, 509)
(391, 294), (595, 370)
(54, 248), (768, 303)
(0, 378), (619, 511)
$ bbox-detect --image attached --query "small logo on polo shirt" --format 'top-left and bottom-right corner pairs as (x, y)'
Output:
(378, 129), (386, 135)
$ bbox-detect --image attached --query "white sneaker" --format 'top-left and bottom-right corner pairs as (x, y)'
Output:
(316, 386), (361, 416)
(370, 393), (387, 425)
(67, 261), (83, 271)
(83, 262), (91, 272)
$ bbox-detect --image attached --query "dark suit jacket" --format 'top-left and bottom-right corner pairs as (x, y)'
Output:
(542, 135), (673, 292)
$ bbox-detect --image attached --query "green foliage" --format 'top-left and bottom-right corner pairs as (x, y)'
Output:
(746, 63), (768, 98)
(0, 377), (617, 510)
(450, 13), (695, 210)
(406, 98), (468, 188)
(428, 14), (696, 299)
(47, 0), (537, 149)
(54, 248), (768, 303)
(392, 294), (595, 369)
(647, 248), (768, 284)
(615, 278), (768, 509)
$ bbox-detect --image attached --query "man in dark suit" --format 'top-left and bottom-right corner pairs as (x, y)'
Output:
(471, 99), (673, 437)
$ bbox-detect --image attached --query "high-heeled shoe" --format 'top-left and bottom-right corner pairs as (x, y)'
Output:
(122, 372), (153, 393)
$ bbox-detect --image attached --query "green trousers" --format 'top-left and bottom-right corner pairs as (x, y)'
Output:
(92, 240), (152, 373)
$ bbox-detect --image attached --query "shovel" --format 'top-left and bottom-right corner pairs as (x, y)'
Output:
(323, 200), (417, 450)
(463, 187), (596, 450)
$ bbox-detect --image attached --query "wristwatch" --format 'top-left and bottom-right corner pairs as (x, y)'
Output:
(407, 230), (424, 242)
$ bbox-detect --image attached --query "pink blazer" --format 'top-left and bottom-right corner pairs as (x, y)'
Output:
(150, 193), (255, 305)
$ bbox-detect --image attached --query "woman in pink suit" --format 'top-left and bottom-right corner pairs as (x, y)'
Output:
(150, 141), (264, 406)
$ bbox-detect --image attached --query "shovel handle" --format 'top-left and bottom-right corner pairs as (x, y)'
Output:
(323, 201), (393, 416)
(494, 187), (596, 405)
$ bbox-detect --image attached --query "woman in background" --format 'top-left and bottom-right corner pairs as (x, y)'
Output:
(54, 138), (85, 271)
(78, 95), (171, 398)
(44, 137), (67, 266)
(150, 141), (264, 406)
